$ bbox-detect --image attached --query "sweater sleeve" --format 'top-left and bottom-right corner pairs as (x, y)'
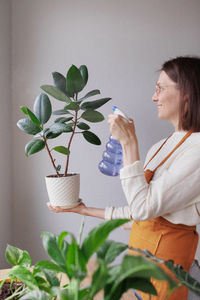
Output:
(120, 145), (200, 221)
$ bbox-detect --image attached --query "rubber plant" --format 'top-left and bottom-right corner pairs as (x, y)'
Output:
(17, 65), (111, 177)
(1, 219), (200, 300)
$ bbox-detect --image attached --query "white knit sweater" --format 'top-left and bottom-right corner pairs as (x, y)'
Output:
(105, 131), (200, 226)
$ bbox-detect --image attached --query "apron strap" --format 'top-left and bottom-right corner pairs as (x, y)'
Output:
(144, 131), (193, 184)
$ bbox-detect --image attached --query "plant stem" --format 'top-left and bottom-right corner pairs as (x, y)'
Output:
(43, 136), (60, 177)
(74, 279), (80, 300)
(78, 216), (85, 246)
(64, 109), (78, 176)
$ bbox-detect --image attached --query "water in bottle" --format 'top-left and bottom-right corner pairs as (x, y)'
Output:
(98, 106), (129, 176)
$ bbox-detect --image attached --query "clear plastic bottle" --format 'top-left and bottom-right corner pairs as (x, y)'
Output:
(98, 106), (129, 176)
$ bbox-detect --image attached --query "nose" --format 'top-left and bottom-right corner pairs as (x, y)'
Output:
(152, 91), (158, 103)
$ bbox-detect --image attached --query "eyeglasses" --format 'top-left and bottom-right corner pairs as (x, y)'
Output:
(155, 84), (177, 95)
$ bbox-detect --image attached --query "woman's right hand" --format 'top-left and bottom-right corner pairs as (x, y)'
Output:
(47, 201), (105, 219)
(47, 201), (86, 214)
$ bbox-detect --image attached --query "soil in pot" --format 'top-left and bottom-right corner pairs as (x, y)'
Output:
(0, 281), (23, 299)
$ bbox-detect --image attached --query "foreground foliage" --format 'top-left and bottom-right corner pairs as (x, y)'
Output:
(1, 219), (200, 299)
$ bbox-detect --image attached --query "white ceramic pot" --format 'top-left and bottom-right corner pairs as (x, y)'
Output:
(45, 173), (80, 209)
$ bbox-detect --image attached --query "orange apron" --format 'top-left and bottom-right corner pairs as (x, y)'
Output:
(129, 131), (199, 300)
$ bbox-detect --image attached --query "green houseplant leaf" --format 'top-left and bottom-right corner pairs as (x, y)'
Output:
(81, 219), (129, 262)
(20, 106), (41, 127)
(81, 97), (111, 110)
(35, 260), (63, 273)
(66, 65), (86, 97)
(78, 89), (100, 102)
(41, 232), (67, 272)
(77, 122), (90, 130)
(49, 123), (73, 134)
(52, 72), (68, 95)
(97, 240), (128, 264)
(52, 109), (71, 115)
(33, 93), (52, 124)
(79, 65), (88, 86)
(25, 139), (45, 156)
(20, 290), (52, 300)
(104, 277), (157, 300)
(165, 260), (200, 296)
(89, 261), (108, 298)
(53, 146), (70, 155)
(17, 119), (41, 135)
(104, 255), (176, 300)
(81, 110), (104, 122)
(54, 117), (73, 123)
(64, 102), (79, 111)
(6, 245), (32, 267)
(8, 266), (38, 289)
(82, 131), (101, 145)
(41, 85), (71, 103)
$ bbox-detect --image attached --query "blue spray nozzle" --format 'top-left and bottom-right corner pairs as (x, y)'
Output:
(113, 105), (117, 112)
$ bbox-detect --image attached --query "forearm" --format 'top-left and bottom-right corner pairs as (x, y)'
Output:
(70, 206), (105, 219)
(122, 137), (140, 166)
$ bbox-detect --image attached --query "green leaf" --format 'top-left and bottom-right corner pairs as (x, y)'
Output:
(66, 65), (85, 97)
(20, 106), (29, 115)
(6, 245), (32, 267)
(81, 110), (104, 123)
(89, 262), (108, 298)
(165, 260), (200, 296)
(49, 123), (73, 134)
(44, 129), (62, 139)
(41, 232), (67, 272)
(79, 65), (88, 86)
(58, 231), (69, 250)
(66, 240), (87, 280)
(24, 107), (41, 126)
(79, 89), (100, 102)
(104, 277), (157, 300)
(54, 117), (73, 123)
(81, 98), (111, 110)
(52, 72), (68, 95)
(97, 240), (128, 264)
(20, 290), (52, 300)
(77, 122), (90, 130)
(81, 219), (129, 262)
(17, 119), (41, 135)
(8, 266), (38, 289)
(25, 139), (45, 156)
(64, 102), (79, 111)
(82, 131), (101, 145)
(33, 93), (52, 124)
(42, 269), (60, 287)
(20, 106), (41, 127)
(35, 260), (63, 273)
(53, 146), (70, 155)
(41, 85), (71, 103)
(109, 255), (177, 297)
(52, 109), (71, 115)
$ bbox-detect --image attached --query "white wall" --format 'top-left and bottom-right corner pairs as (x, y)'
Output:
(3, 0), (199, 265)
(0, 0), (12, 268)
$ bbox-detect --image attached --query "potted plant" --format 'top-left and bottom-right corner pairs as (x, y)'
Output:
(17, 64), (111, 208)
(1, 218), (200, 300)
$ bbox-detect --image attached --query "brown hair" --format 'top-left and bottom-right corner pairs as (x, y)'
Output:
(161, 56), (200, 132)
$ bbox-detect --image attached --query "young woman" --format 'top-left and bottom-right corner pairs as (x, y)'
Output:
(47, 56), (200, 299)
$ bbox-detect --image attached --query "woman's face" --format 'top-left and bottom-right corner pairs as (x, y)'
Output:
(152, 71), (181, 130)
